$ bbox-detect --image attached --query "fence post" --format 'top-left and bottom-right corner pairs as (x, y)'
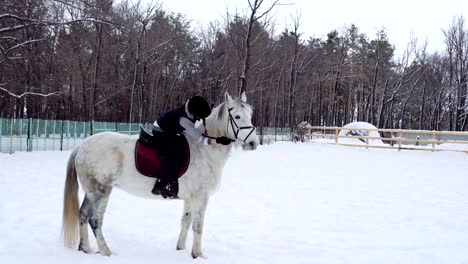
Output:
(60, 120), (64, 151)
(27, 118), (32, 152)
(9, 118), (13, 154)
(90, 120), (94, 136)
(0, 118), (2, 152)
(335, 128), (338, 143)
(73, 121), (77, 147)
(398, 130), (402, 151)
(66, 120), (70, 150)
(19, 118), (23, 151)
(35, 119), (39, 151)
(260, 125), (264, 145)
(43, 119), (48, 150)
(432, 131), (436, 152)
(366, 129), (370, 149)
(52, 120), (57, 151)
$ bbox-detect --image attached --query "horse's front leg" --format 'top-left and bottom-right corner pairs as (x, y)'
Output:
(176, 199), (192, 250)
(191, 194), (208, 259)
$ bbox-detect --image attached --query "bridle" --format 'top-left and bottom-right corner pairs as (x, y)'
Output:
(202, 106), (256, 143)
(226, 107), (255, 143)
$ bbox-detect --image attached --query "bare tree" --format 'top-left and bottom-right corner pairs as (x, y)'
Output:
(128, 0), (160, 122)
(238, 0), (278, 94)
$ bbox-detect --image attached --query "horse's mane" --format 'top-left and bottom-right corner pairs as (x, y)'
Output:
(216, 102), (225, 121)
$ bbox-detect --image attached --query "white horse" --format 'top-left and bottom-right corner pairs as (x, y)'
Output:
(62, 92), (259, 258)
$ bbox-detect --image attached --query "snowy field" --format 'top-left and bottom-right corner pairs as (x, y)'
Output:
(1, 142), (468, 264)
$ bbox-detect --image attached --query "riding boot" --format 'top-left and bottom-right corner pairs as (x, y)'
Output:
(152, 175), (179, 198)
(161, 180), (179, 199)
(151, 153), (179, 198)
(151, 150), (170, 195)
(151, 178), (168, 195)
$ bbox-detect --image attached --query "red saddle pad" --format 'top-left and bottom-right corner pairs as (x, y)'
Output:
(134, 136), (190, 178)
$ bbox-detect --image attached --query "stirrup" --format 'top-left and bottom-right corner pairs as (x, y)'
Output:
(161, 181), (179, 199)
(151, 178), (166, 195)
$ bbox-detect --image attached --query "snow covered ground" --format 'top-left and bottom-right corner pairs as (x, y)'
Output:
(1, 142), (468, 264)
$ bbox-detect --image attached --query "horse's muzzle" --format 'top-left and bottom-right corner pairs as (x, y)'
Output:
(242, 140), (258, 151)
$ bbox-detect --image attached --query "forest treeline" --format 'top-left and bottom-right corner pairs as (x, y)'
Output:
(1, 0), (467, 131)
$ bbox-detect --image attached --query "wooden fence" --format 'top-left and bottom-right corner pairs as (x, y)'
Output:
(303, 126), (468, 154)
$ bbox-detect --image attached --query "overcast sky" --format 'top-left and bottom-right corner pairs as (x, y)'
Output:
(156, 0), (467, 58)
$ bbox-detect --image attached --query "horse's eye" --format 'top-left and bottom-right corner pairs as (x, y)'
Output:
(235, 115), (241, 120)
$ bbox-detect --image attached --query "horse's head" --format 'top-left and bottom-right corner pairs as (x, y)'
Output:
(208, 92), (259, 150)
(224, 92), (259, 150)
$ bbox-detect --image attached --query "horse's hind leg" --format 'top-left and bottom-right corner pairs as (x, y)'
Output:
(87, 186), (113, 256)
(176, 199), (192, 250)
(78, 195), (92, 253)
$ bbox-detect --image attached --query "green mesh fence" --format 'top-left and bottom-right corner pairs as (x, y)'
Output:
(259, 127), (292, 143)
(0, 118), (151, 153)
(0, 118), (289, 153)
(0, 118), (29, 153)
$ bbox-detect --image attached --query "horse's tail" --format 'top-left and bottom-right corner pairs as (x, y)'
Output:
(62, 147), (80, 248)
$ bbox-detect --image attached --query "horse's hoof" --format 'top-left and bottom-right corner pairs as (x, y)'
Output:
(78, 244), (93, 254)
(96, 251), (112, 257)
(176, 245), (185, 250)
(191, 251), (207, 259)
(96, 244), (112, 256)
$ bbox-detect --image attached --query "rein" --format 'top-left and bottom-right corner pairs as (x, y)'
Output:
(202, 119), (218, 140)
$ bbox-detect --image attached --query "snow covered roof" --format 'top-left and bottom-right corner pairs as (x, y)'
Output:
(338, 122), (385, 145)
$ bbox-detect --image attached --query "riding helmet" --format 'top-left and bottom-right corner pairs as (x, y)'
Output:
(188, 96), (211, 119)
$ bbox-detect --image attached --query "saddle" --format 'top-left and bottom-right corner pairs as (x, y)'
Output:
(135, 126), (190, 178)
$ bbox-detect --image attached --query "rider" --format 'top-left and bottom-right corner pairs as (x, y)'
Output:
(152, 95), (232, 198)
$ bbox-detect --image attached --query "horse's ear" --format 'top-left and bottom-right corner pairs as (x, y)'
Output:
(225, 92), (233, 106)
(240, 91), (247, 103)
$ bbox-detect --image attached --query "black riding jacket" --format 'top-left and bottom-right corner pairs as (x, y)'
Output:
(155, 104), (212, 145)
(157, 105), (195, 135)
